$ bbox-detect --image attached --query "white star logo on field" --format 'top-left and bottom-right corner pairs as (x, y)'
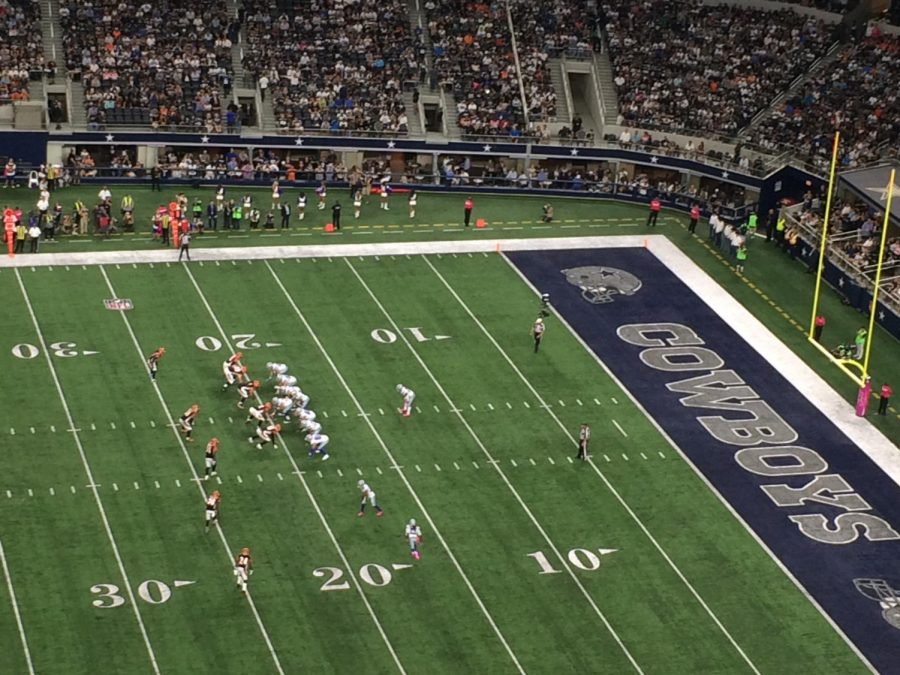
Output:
(570, 148), (579, 156)
(387, 141), (396, 149)
(865, 183), (900, 201)
(294, 137), (304, 146)
(650, 156), (659, 164)
(200, 135), (210, 143)
(483, 144), (492, 152)
(105, 134), (114, 142)
(721, 170), (729, 179)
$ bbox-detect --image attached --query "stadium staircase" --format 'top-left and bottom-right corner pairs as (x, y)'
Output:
(548, 58), (572, 126)
(402, 91), (425, 137)
(592, 45), (619, 124)
(39, 0), (66, 79)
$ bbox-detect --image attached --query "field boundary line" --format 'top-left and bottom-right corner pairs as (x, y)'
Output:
(0, 539), (35, 675)
(179, 264), (407, 675)
(497, 251), (877, 673)
(263, 260), (527, 675)
(344, 258), (644, 674)
(97, 266), (286, 675)
(427, 255), (761, 674)
(15, 269), (162, 675)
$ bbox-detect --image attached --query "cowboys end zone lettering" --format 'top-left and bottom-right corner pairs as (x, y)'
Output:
(508, 248), (900, 672)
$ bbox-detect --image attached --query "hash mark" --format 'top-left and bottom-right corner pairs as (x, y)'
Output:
(529, 458), (536, 466)
(434, 464), (441, 472)
(257, 474), (264, 482)
(322, 411), (329, 419)
(604, 454), (611, 462)
(622, 454), (629, 461)
(277, 473), (284, 480)
(510, 459), (517, 467)
(341, 410), (348, 417)
(547, 457), (555, 465)
(49, 487), (55, 496)
(523, 401), (530, 409)
(594, 398), (602, 406)
(113, 483), (118, 491)
(336, 469), (343, 477)
(472, 461), (479, 469)
(487, 403), (494, 410)
(469, 403), (476, 411)
(154, 481), (160, 489)
(149, 421), (156, 428)
(379, 408), (385, 416)
(70, 486), (76, 494)
(567, 457), (573, 464)
(611, 397), (619, 405)
(658, 451), (666, 459)
(453, 462), (460, 470)
(506, 402), (512, 409)
(227, 417), (233, 423)
(316, 470), (323, 478)
(5, 491), (10, 498)
(50, 425), (56, 432)
(175, 480), (181, 487)
(134, 482), (140, 490)
(641, 453), (648, 460)
(27, 489), (33, 497)
(375, 467), (383, 475)
(30, 427), (35, 434)
(236, 475), (243, 484)
(215, 476), (222, 485)
(9, 428), (13, 435)
(433, 405), (440, 413)
(208, 417), (215, 425)
(558, 400), (566, 407)
(415, 465), (421, 472)
(576, 399), (583, 406)
(90, 423), (96, 431)
(109, 422), (116, 430)
(130, 421), (136, 429)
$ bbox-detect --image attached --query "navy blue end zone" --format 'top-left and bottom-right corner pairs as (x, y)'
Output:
(508, 247), (900, 673)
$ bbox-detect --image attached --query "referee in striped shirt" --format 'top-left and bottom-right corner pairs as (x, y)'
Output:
(577, 423), (590, 461)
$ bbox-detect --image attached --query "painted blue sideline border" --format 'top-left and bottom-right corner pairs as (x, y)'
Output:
(508, 247), (900, 673)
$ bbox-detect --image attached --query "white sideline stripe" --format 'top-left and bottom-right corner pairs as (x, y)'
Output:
(264, 260), (525, 675)
(429, 255), (761, 674)
(15, 270), (161, 675)
(97, 267), (285, 675)
(3, 235), (655, 268)
(0, 539), (35, 675)
(182, 264), (405, 674)
(345, 259), (643, 674)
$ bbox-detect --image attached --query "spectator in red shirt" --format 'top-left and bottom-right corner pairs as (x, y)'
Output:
(464, 197), (474, 227)
(647, 197), (661, 227)
(879, 383), (892, 416)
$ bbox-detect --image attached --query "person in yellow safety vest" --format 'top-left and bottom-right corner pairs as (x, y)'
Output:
(121, 194), (135, 231)
(775, 215), (786, 249)
(73, 199), (87, 234)
(160, 212), (171, 246)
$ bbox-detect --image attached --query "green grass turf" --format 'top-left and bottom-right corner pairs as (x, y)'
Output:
(0, 255), (871, 673)
(8, 183), (899, 440)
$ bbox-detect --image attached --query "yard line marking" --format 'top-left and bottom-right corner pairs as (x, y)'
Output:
(355, 258), (643, 674)
(493, 254), (762, 674)
(98, 267), (286, 675)
(267, 261), (524, 675)
(184, 265), (404, 675)
(612, 420), (628, 438)
(0, 539), (35, 675)
(16, 270), (162, 675)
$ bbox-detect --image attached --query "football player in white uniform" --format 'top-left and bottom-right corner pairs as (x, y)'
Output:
(234, 547), (252, 593)
(246, 401), (272, 427)
(272, 396), (293, 420)
(266, 362), (288, 380)
(301, 419), (321, 435)
(405, 518), (422, 560)
(274, 373), (297, 388)
(291, 407), (316, 425)
(205, 490), (221, 531)
(249, 422), (281, 450)
(396, 384), (415, 417)
(357, 479), (384, 517)
(287, 386), (309, 409)
(305, 432), (330, 461)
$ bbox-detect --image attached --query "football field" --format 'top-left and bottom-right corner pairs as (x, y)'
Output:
(0, 237), (895, 674)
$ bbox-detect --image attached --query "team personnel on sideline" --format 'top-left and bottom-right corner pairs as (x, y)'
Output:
(147, 346), (165, 380)
(234, 547), (252, 593)
(204, 437), (220, 479)
(249, 421), (281, 450)
(532, 317), (545, 353)
(180, 404), (199, 441)
(237, 379), (259, 408)
(577, 423), (591, 461)
(396, 384), (415, 417)
(646, 197), (661, 227)
(205, 490), (221, 532)
(464, 197), (474, 226)
(297, 192), (307, 220)
(353, 189), (362, 219)
(405, 519), (423, 560)
(408, 190), (417, 218)
(380, 181), (391, 210)
(358, 480), (384, 517)
(316, 182), (327, 210)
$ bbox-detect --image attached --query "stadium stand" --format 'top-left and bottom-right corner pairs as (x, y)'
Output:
(748, 29), (900, 172)
(58, 0), (234, 130)
(0, 0), (44, 103)
(601, 0), (834, 137)
(240, 0), (420, 134)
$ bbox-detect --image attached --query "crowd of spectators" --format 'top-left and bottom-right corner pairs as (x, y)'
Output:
(602, 0), (834, 136)
(241, 0), (420, 135)
(59, 0), (236, 131)
(782, 0), (854, 13)
(425, 0), (596, 139)
(0, 0), (44, 103)
(747, 28), (900, 173)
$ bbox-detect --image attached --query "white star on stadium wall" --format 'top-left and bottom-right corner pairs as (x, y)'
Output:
(838, 277), (845, 287)
(483, 144), (492, 152)
(200, 135), (210, 143)
(105, 134), (114, 142)
(570, 148), (579, 156)
(865, 183), (900, 202)
(387, 141), (396, 148)
(650, 156), (659, 163)
(294, 138), (304, 145)
(879, 310), (886, 321)
(721, 171), (729, 178)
